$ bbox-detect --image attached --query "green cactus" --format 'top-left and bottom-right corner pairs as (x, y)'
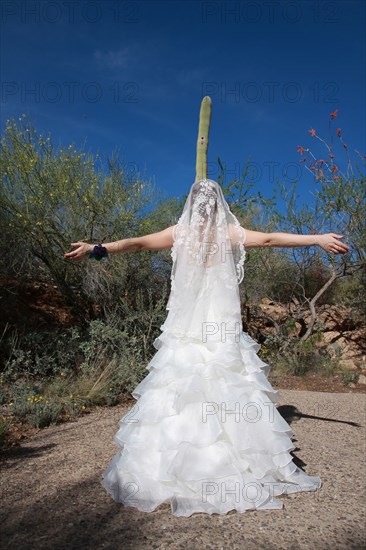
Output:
(195, 96), (212, 182)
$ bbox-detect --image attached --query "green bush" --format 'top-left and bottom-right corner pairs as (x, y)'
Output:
(262, 331), (338, 377)
(7, 379), (64, 427)
(5, 377), (92, 428)
(76, 316), (149, 406)
(0, 382), (7, 405)
(1, 326), (84, 381)
(0, 414), (9, 449)
(0, 114), (170, 326)
(340, 367), (359, 386)
(0, 291), (169, 424)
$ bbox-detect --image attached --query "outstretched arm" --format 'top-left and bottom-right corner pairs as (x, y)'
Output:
(63, 225), (176, 261)
(242, 228), (349, 255)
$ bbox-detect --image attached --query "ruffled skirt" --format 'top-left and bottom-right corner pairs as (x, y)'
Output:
(100, 329), (321, 516)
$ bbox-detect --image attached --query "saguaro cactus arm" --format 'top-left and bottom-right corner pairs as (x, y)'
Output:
(195, 96), (212, 182)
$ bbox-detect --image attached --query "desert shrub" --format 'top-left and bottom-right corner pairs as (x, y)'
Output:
(0, 382), (7, 405)
(340, 368), (359, 386)
(334, 269), (366, 316)
(0, 281), (170, 423)
(1, 326), (84, 382)
(73, 284), (169, 403)
(5, 377), (90, 428)
(0, 414), (9, 449)
(6, 379), (64, 427)
(0, 114), (179, 331)
(261, 329), (339, 377)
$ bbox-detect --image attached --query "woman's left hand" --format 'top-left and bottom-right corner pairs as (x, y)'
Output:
(317, 234), (350, 255)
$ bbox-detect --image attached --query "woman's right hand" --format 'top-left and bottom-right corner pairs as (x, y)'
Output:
(63, 242), (93, 261)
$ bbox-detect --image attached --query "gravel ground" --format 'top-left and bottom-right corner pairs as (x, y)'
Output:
(1, 389), (365, 550)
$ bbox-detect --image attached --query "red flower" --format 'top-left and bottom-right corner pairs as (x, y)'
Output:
(329, 153), (334, 159)
(299, 157), (307, 163)
(331, 164), (338, 173)
(332, 176), (339, 181)
(297, 145), (304, 155)
(315, 159), (325, 165)
(330, 109), (339, 119)
(309, 128), (316, 137)
(337, 128), (341, 137)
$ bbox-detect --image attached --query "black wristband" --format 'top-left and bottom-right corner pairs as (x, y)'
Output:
(88, 243), (109, 261)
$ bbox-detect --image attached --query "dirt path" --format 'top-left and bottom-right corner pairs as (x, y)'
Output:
(1, 389), (365, 550)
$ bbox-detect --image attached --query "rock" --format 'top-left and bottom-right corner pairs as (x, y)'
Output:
(338, 359), (358, 371)
(246, 301), (365, 361)
(322, 331), (344, 347)
(261, 297), (274, 305)
(357, 374), (366, 385)
(286, 322), (302, 337)
(258, 302), (288, 322)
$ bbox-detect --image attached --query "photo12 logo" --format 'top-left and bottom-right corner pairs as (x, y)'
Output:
(200, 479), (307, 506)
(201, 400), (276, 423)
(1, 81), (140, 105)
(1, 1), (140, 24)
(202, 81), (339, 104)
(201, 1), (340, 24)
(201, 321), (242, 343)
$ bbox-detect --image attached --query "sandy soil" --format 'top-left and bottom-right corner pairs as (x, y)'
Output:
(1, 388), (365, 550)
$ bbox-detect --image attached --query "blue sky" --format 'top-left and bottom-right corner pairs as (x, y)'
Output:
(1, 0), (365, 211)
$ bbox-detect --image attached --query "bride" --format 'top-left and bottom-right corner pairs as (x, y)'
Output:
(64, 178), (349, 517)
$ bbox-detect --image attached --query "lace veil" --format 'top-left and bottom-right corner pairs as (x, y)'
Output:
(160, 179), (247, 344)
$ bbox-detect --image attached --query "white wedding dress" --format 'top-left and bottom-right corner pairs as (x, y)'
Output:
(100, 265), (322, 517)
